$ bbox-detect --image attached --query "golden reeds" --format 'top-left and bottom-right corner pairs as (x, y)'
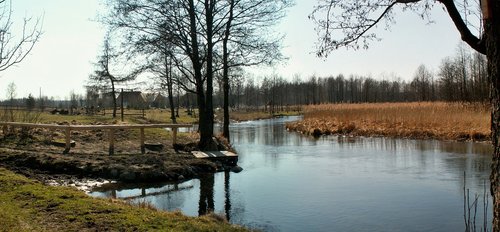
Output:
(286, 102), (490, 141)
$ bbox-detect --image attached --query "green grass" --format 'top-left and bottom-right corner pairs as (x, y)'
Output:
(0, 168), (248, 232)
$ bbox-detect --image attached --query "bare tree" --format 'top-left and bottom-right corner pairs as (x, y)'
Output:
(104, 0), (290, 149)
(310, 0), (500, 229)
(438, 57), (457, 101)
(4, 81), (15, 121)
(89, 34), (138, 118)
(6, 81), (15, 102)
(219, 0), (292, 141)
(412, 64), (433, 101)
(147, 51), (178, 123)
(0, 0), (42, 72)
(104, 0), (219, 149)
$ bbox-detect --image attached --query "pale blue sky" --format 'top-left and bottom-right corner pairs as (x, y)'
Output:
(0, 0), (467, 99)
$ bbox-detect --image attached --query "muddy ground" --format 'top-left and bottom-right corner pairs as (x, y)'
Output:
(0, 124), (233, 187)
(0, 148), (218, 182)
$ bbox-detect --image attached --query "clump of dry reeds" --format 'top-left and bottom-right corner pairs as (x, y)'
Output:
(286, 102), (490, 141)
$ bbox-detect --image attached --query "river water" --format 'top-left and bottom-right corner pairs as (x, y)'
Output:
(90, 116), (493, 231)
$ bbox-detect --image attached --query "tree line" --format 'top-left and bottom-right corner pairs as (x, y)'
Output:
(215, 43), (488, 111)
(3, 42), (488, 115)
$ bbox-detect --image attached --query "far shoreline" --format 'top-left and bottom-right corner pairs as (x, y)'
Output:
(285, 102), (491, 144)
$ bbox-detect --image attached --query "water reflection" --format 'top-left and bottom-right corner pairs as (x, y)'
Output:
(198, 173), (214, 216)
(332, 136), (492, 190)
(91, 182), (192, 212)
(91, 172), (236, 220)
(224, 171), (231, 221)
(90, 116), (493, 232)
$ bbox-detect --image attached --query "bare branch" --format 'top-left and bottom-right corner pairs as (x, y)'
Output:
(0, 0), (42, 72)
(440, 0), (485, 54)
(310, 0), (485, 57)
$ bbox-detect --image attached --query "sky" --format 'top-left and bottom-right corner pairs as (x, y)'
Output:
(0, 0), (469, 100)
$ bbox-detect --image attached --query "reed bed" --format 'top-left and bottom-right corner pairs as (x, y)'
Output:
(286, 102), (491, 141)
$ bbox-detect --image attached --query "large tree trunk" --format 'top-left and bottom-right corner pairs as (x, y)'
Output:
(223, 70), (230, 140)
(167, 84), (176, 123)
(166, 56), (176, 124)
(197, 84), (217, 150)
(111, 80), (117, 118)
(187, 0), (216, 151)
(200, 0), (217, 151)
(489, 1), (500, 230)
(222, 0), (235, 142)
(198, 0), (217, 151)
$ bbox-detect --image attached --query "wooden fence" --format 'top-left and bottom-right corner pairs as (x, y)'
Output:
(0, 122), (193, 155)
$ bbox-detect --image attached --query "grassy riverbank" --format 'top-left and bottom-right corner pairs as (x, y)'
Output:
(286, 102), (490, 141)
(0, 168), (247, 232)
(0, 109), (248, 231)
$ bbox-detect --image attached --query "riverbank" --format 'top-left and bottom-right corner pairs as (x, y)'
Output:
(0, 116), (245, 230)
(0, 110), (240, 180)
(0, 167), (247, 231)
(0, 147), (220, 183)
(286, 102), (490, 141)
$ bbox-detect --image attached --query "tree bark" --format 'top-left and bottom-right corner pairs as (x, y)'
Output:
(166, 56), (176, 124)
(489, 1), (500, 230)
(222, 0), (235, 142)
(187, 0), (216, 151)
(111, 80), (117, 118)
(201, 0), (217, 151)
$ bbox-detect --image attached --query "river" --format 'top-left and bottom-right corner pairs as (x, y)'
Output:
(90, 116), (493, 231)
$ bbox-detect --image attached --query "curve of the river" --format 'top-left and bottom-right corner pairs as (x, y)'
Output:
(91, 116), (493, 232)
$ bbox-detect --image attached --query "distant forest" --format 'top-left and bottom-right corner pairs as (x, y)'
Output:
(217, 44), (488, 110)
(0, 44), (488, 111)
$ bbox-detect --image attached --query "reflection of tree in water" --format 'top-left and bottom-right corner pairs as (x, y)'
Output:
(150, 184), (188, 211)
(198, 171), (244, 221)
(224, 171), (231, 221)
(239, 128), (256, 144)
(96, 183), (191, 212)
(221, 172), (247, 225)
(198, 173), (215, 216)
(334, 137), (491, 190)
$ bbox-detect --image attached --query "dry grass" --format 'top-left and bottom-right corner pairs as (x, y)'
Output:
(286, 102), (490, 141)
(144, 108), (199, 124)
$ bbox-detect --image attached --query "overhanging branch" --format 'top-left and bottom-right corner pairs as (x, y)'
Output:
(438, 0), (486, 54)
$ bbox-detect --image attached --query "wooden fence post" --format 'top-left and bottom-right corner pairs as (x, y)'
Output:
(172, 127), (177, 146)
(109, 129), (115, 155)
(63, 127), (71, 154)
(0, 122), (192, 155)
(140, 127), (145, 154)
(121, 89), (124, 122)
